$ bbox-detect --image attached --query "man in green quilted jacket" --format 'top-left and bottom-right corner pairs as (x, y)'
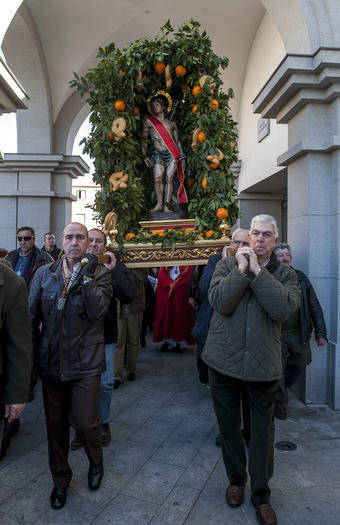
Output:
(202, 214), (300, 525)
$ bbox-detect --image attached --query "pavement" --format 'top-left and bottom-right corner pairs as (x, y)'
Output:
(1, 336), (340, 525)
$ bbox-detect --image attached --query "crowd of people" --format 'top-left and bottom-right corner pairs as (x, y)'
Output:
(0, 214), (327, 525)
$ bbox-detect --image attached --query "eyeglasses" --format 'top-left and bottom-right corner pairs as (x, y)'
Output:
(17, 236), (33, 242)
(233, 240), (249, 246)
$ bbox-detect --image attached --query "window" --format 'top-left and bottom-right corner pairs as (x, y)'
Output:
(76, 189), (86, 200)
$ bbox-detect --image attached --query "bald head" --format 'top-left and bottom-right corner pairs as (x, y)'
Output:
(63, 222), (88, 238)
(62, 222), (88, 264)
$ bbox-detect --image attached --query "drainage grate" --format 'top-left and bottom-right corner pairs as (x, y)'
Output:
(275, 441), (297, 451)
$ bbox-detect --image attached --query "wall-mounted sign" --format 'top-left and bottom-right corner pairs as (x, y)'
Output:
(257, 118), (270, 142)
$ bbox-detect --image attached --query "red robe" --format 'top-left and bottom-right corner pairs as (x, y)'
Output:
(153, 266), (195, 345)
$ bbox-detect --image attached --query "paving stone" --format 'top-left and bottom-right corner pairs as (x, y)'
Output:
(128, 417), (178, 447)
(0, 450), (48, 489)
(92, 494), (159, 524)
(0, 483), (18, 505)
(177, 452), (219, 490)
(121, 459), (184, 504)
(103, 439), (155, 477)
(184, 494), (249, 525)
(35, 508), (95, 525)
(0, 511), (31, 525)
(198, 427), (221, 457)
(64, 469), (126, 516)
(102, 421), (140, 445)
(152, 402), (194, 424)
(242, 484), (340, 525)
(0, 471), (51, 524)
(114, 403), (159, 426)
(274, 436), (340, 488)
(150, 484), (200, 525)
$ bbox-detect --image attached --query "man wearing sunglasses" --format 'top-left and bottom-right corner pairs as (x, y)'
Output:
(7, 226), (53, 289)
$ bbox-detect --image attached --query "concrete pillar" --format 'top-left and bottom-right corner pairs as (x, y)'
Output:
(253, 48), (340, 408)
(0, 154), (88, 250)
(237, 193), (286, 239)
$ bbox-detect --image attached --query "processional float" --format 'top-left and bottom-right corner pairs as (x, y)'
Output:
(71, 19), (239, 267)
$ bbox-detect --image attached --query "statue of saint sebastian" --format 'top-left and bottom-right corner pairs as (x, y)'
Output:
(142, 94), (187, 213)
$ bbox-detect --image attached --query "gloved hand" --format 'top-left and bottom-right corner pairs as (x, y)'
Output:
(80, 253), (98, 278)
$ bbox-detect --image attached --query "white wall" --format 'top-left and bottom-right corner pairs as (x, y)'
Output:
(71, 116), (100, 230)
(238, 12), (287, 192)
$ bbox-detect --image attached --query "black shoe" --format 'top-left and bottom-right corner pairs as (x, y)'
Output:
(141, 338), (146, 348)
(113, 380), (121, 390)
(88, 461), (103, 490)
(215, 434), (222, 447)
(160, 342), (169, 352)
(274, 406), (287, 420)
(127, 372), (136, 381)
(50, 487), (67, 510)
(70, 435), (83, 451)
(174, 343), (182, 353)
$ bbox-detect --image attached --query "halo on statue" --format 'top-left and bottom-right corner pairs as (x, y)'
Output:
(147, 90), (173, 114)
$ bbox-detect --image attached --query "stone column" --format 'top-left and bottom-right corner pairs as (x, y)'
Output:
(253, 48), (340, 408)
(0, 154), (88, 250)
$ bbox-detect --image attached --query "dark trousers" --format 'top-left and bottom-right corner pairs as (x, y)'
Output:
(208, 366), (279, 505)
(42, 375), (102, 488)
(196, 343), (209, 384)
(276, 331), (307, 408)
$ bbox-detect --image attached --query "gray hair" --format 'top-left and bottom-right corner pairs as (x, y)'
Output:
(250, 214), (279, 237)
(231, 228), (249, 241)
(274, 242), (291, 255)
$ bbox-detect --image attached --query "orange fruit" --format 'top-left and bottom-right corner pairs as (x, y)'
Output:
(205, 230), (215, 238)
(119, 69), (126, 76)
(158, 231), (165, 237)
(202, 177), (207, 190)
(108, 131), (114, 142)
(192, 104), (198, 115)
(125, 232), (135, 240)
(217, 208), (228, 219)
(197, 131), (207, 143)
(175, 65), (187, 76)
(181, 82), (189, 91)
(155, 62), (165, 74)
(209, 99), (219, 109)
(192, 85), (202, 96)
(114, 100), (125, 111)
(210, 162), (218, 169)
(185, 178), (194, 188)
(133, 106), (140, 115)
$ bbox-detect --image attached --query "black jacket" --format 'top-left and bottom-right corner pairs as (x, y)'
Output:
(41, 245), (62, 261)
(29, 259), (112, 381)
(294, 268), (327, 344)
(104, 261), (136, 344)
(7, 246), (53, 289)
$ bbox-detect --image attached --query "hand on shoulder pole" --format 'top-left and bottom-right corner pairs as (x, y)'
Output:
(80, 253), (98, 278)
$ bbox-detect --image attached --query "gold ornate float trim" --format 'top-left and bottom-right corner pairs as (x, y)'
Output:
(109, 239), (229, 268)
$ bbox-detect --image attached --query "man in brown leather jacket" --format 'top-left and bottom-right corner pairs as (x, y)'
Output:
(29, 223), (112, 510)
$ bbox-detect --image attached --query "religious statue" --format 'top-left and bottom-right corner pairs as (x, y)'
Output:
(142, 92), (187, 213)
